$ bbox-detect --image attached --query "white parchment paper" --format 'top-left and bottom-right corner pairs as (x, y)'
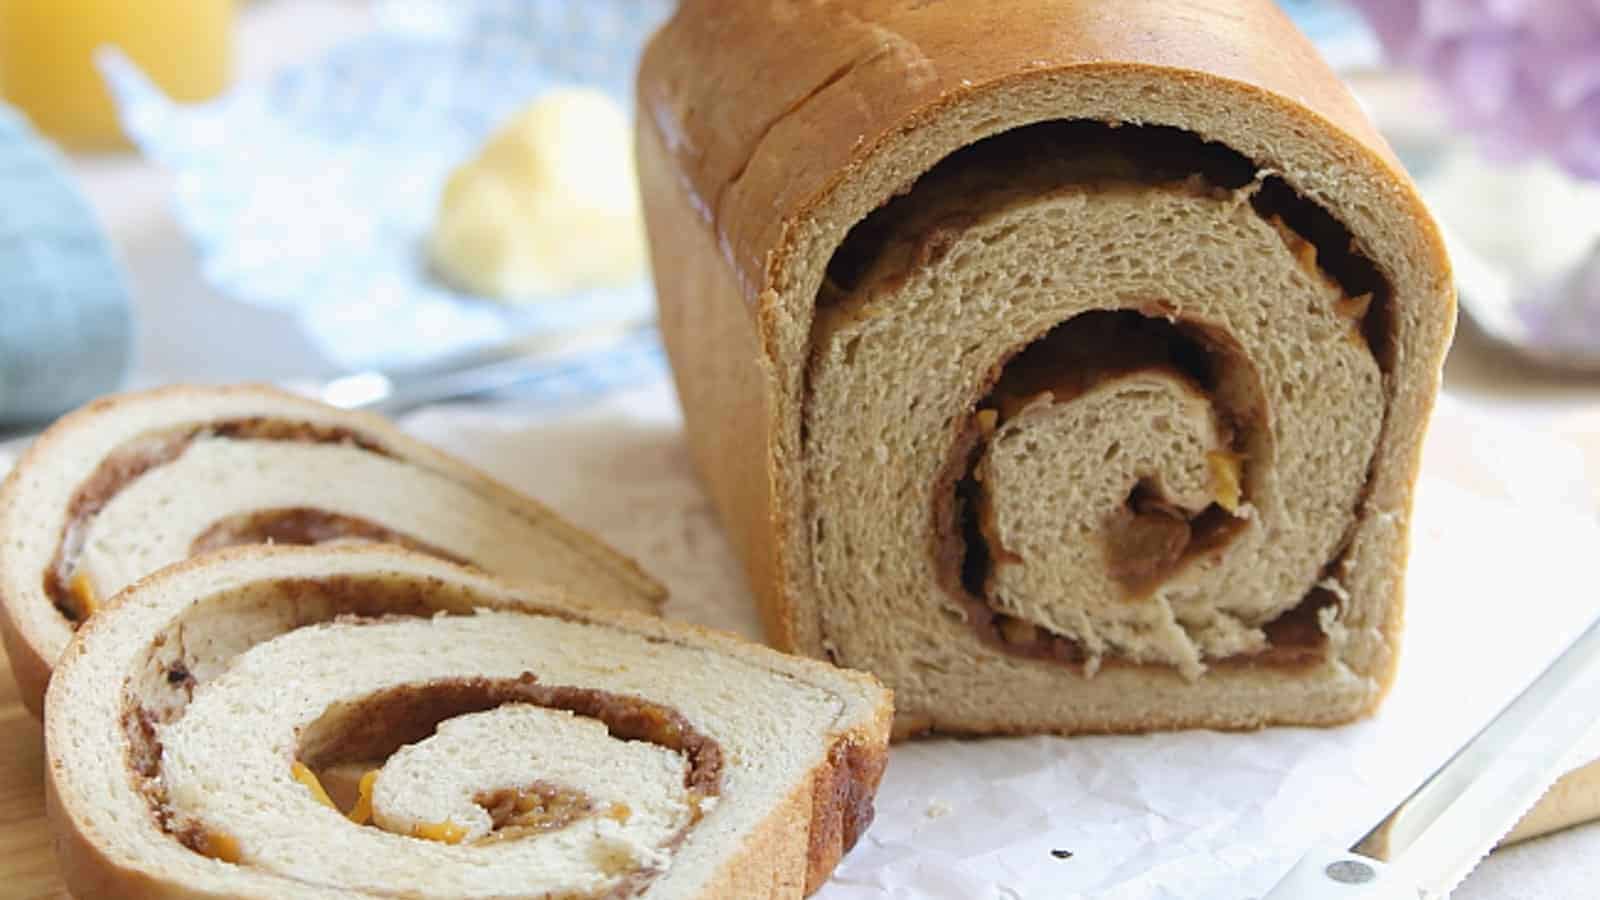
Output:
(402, 382), (1600, 899)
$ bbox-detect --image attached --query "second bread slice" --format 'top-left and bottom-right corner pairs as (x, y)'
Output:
(46, 544), (890, 899)
(0, 384), (664, 716)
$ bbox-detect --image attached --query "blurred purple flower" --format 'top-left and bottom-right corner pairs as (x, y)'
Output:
(1345, 0), (1600, 179)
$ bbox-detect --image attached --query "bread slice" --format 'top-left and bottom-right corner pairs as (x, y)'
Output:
(0, 384), (664, 717)
(45, 544), (891, 899)
(637, 0), (1455, 735)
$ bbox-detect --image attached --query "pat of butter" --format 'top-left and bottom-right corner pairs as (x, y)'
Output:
(428, 88), (647, 302)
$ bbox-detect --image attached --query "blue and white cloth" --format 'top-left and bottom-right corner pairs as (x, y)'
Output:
(0, 104), (132, 426)
(103, 0), (674, 374)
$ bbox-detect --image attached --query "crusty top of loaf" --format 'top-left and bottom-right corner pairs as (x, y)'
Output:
(638, 0), (1435, 304)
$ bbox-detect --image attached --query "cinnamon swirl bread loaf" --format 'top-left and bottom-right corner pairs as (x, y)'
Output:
(0, 385), (663, 716)
(638, 0), (1455, 735)
(45, 545), (889, 898)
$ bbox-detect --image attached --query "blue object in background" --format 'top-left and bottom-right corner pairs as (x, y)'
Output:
(0, 104), (132, 426)
(1278, 0), (1381, 70)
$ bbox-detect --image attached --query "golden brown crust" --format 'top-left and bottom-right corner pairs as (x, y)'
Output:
(803, 734), (889, 894)
(690, 705), (892, 899)
(641, 0), (1410, 302)
(890, 700), (1363, 742)
(640, 0), (1454, 734)
(638, 112), (799, 653)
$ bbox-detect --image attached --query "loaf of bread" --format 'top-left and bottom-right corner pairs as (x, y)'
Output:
(638, 0), (1455, 736)
(46, 545), (890, 899)
(0, 384), (663, 716)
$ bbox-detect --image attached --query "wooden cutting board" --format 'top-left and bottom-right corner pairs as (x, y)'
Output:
(0, 645), (65, 900)
(0, 643), (1593, 898)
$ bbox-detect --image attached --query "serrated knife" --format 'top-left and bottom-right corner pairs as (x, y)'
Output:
(1265, 611), (1600, 898)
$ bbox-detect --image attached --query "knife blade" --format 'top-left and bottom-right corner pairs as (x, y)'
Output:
(0, 317), (659, 459)
(1265, 610), (1600, 899)
(317, 317), (657, 415)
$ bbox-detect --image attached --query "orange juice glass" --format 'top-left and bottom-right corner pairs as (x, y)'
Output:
(0, 0), (235, 150)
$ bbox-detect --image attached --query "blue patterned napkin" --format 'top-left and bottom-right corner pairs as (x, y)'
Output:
(102, 0), (674, 373)
(0, 104), (132, 426)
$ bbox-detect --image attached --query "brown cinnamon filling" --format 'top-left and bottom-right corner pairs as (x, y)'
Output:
(294, 675), (724, 799)
(818, 120), (1395, 673)
(966, 312), (1255, 602)
(475, 783), (609, 843)
(190, 508), (468, 565)
(935, 311), (1270, 668)
(48, 419), (391, 624)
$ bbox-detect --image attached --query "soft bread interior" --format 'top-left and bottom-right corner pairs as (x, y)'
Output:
(45, 546), (890, 900)
(806, 125), (1383, 702)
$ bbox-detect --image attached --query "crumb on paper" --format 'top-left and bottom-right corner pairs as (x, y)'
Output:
(925, 798), (952, 819)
